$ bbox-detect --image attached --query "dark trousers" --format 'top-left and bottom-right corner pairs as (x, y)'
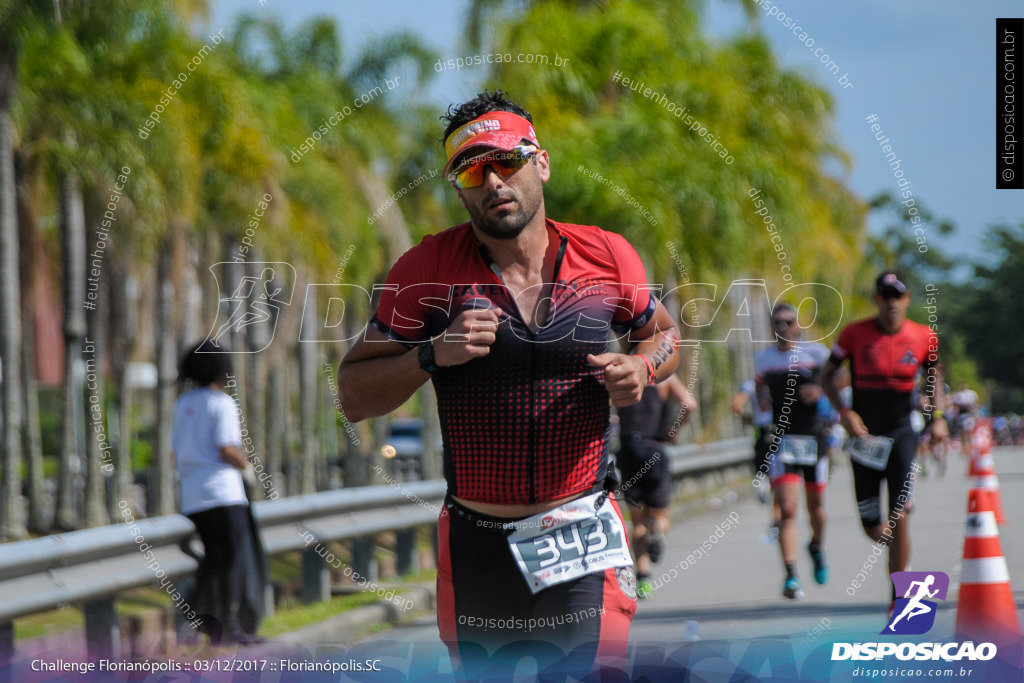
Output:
(187, 504), (249, 643)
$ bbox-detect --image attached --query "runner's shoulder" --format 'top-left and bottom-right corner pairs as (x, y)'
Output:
(414, 221), (475, 253)
(388, 222), (474, 274)
(843, 316), (882, 339)
(548, 219), (632, 260)
(804, 341), (831, 363)
(901, 317), (936, 341)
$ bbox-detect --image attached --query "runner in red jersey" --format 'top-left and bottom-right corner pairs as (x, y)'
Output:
(339, 91), (681, 680)
(822, 271), (947, 587)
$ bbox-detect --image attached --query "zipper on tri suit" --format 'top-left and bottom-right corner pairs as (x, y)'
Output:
(479, 231), (568, 504)
(531, 235), (567, 503)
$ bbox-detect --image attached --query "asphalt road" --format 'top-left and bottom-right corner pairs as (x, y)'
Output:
(324, 446), (1024, 681)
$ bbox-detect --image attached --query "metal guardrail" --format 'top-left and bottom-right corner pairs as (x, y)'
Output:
(0, 437), (752, 657)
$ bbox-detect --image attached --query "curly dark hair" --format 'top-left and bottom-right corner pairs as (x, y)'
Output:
(440, 89), (533, 144)
(178, 340), (233, 388)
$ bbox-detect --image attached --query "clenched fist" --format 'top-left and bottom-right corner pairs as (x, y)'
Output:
(587, 352), (649, 407)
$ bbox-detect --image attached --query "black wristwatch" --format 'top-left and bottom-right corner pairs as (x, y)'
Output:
(418, 340), (439, 374)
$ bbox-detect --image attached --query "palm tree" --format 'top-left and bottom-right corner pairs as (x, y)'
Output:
(0, 78), (26, 540)
(458, 0), (866, 437)
(225, 14), (438, 490)
(0, 0), (54, 540)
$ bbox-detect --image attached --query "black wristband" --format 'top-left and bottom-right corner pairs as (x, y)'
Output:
(418, 340), (438, 374)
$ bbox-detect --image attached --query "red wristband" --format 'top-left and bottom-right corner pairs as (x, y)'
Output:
(840, 407), (851, 417)
(637, 355), (656, 385)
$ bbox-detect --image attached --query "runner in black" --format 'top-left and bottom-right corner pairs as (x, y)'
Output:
(616, 375), (697, 599)
(822, 271), (947, 589)
(339, 91), (681, 681)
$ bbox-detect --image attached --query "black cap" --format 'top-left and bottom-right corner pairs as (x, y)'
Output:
(875, 270), (908, 297)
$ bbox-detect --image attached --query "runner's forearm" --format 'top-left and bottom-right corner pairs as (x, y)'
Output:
(339, 348), (429, 422)
(627, 326), (681, 384)
(821, 361), (845, 413)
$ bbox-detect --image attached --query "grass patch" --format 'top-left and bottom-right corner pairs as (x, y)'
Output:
(12, 586), (179, 640)
(260, 591), (393, 639)
(14, 606), (83, 641)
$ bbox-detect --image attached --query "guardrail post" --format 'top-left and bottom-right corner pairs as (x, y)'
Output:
(264, 583), (275, 618)
(301, 548), (330, 604)
(84, 597), (120, 660)
(396, 529), (417, 576)
(351, 537), (376, 581)
(0, 621), (13, 665)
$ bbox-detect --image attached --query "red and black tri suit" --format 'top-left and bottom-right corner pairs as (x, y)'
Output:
(371, 218), (652, 673)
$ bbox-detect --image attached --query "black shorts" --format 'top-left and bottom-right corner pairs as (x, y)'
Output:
(436, 495), (637, 680)
(765, 429), (830, 490)
(851, 426), (919, 529)
(617, 436), (672, 509)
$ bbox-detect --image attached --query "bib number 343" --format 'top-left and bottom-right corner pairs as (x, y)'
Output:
(507, 492), (632, 594)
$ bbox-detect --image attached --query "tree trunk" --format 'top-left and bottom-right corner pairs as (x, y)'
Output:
(266, 362), (285, 494)
(0, 110), (26, 540)
(16, 144), (47, 533)
(109, 247), (137, 514)
(285, 354), (299, 496)
(298, 306), (318, 494)
(245, 259), (270, 500)
(22, 316), (46, 532)
(83, 269), (108, 528)
(322, 357), (339, 488)
(55, 152), (87, 531)
(354, 172), (412, 260)
(152, 241), (177, 516)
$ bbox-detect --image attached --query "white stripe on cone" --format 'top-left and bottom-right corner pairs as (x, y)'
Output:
(961, 556), (1012, 585)
(964, 511), (999, 538)
(974, 474), (999, 489)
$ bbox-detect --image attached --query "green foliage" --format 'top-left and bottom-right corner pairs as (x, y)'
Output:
(474, 0), (864, 292)
(945, 223), (1024, 391)
(15, 0), (1020, 525)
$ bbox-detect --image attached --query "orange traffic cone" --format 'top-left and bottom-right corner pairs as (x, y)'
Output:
(979, 424), (993, 455)
(974, 474), (1008, 524)
(967, 426), (987, 475)
(972, 452), (1007, 524)
(968, 452), (983, 477)
(955, 488), (1021, 648)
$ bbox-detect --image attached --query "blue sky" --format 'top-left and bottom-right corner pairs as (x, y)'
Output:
(209, 0), (1021, 270)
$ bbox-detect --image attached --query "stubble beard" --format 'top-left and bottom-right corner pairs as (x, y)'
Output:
(465, 187), (542, 240)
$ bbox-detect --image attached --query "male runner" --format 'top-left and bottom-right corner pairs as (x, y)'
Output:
(754, 303), (831, 599)
(616, 375), (697, 599)
(338, 90), (680, 679)
(918, 363), (951, 477)
(821, 271), (947, 596)
(952, 381), (980, 452)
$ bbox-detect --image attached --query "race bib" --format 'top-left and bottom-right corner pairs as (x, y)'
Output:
(779, 435), (818, 466)
(507, 492), (632, 594)
(850, 435), (895, 471)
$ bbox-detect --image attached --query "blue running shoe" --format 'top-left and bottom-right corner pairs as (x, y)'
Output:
(808, 542), (829, 586)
